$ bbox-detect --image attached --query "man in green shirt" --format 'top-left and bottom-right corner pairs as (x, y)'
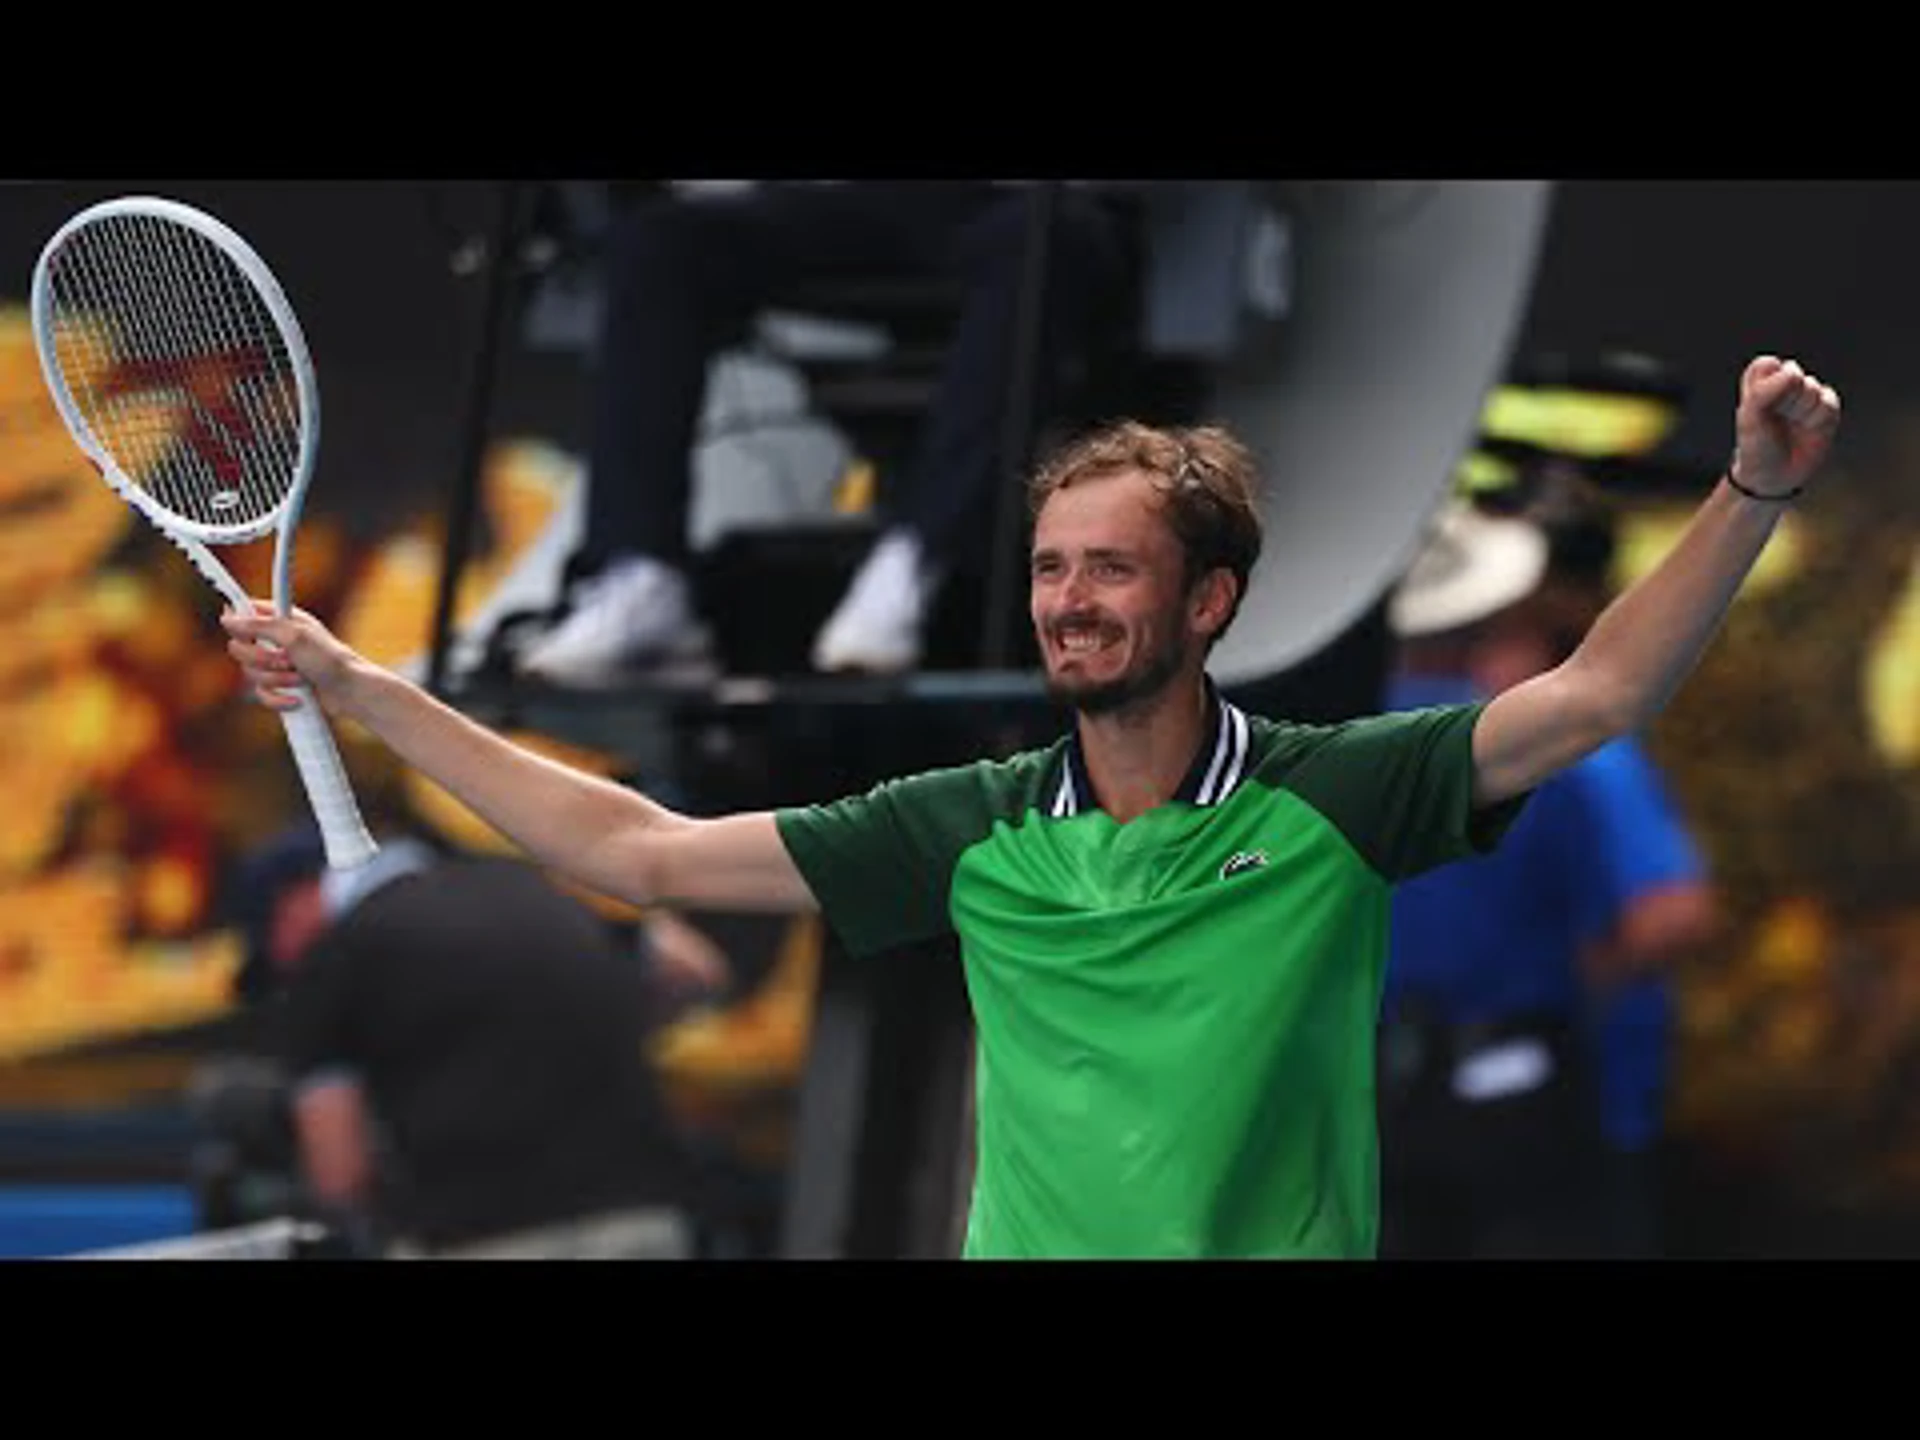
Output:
(224, 355), (1840, 1258)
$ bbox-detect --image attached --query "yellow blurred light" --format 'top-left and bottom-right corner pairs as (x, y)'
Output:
(138, 853), (203, 936)
(1750, 896), (1831, 988)
(1864, 542), (1920, 767)
(1613, 506), (1802, 598)
(833, 460), (877, 516)
(1453, 449), (1519, 499)
(1480, 386), (1679, 459)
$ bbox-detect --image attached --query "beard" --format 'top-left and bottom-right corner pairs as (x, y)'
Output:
(1042, 626), (1191, 718)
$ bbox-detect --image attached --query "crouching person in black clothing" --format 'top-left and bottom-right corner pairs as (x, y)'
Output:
(241, 824), (748, 1259)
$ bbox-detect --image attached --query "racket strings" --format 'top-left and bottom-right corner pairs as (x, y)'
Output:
(44, 211), (305, 535)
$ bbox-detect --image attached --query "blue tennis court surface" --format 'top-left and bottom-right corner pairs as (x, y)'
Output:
(0, 1185), (198, 1258)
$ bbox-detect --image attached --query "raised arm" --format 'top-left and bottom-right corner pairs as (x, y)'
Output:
(220, 607), (815, 914)
(1472, 355), (1842, 806)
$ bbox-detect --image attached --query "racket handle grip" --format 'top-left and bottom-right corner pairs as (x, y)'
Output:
(279, 694), (379, 870)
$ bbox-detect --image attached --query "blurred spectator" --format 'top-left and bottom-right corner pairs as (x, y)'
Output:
(190, 825), (347, 1237)
(215, 823), (764, 1258)
(516, 179), (1134, 684)
(1377, 500), (1716, 1258)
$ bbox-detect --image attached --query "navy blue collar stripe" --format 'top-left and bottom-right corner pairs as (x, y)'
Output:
(1197, 702), (1250, 806)
(1052, 696), (1249, 818)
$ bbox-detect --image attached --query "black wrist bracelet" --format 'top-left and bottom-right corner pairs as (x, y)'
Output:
(1725, 468), (1803, 503)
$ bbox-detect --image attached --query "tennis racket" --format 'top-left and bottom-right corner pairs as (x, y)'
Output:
(30, 195), (378, 872)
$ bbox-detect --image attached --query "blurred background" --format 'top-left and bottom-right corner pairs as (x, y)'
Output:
(1, 178), (1916, 1259)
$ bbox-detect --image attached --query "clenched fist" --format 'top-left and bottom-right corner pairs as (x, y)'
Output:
(1732, 355), (1842, 500)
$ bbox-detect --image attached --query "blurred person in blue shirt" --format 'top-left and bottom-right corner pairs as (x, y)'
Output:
(1378, 501), (1716, 1259)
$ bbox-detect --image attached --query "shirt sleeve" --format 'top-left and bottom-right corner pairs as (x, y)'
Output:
(1279, 701), (1530, 882)
(775, 760), (1009, 959)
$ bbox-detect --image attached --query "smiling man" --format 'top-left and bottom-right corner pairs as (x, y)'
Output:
(223, 355), (1840, 1259)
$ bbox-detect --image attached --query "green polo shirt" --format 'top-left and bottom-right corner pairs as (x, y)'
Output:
(775, 687), (1516, 1258)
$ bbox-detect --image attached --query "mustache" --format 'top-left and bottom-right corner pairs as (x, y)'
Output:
(1047, 610), (1117, 637)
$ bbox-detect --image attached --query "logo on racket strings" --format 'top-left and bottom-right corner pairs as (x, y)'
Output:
(100, 344), (281, 487)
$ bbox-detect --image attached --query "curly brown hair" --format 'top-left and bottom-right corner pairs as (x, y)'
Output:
(1029, 420), (1264, 641)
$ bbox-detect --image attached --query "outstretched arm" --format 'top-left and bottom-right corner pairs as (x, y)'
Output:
(1472, 355), (1842, 807)
(220, 607), (815, 914)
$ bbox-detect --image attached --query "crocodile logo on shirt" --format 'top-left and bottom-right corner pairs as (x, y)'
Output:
(1219, 850), (1269, 882)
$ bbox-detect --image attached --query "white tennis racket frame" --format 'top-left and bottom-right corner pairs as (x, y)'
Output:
(30, 195), (378, 871)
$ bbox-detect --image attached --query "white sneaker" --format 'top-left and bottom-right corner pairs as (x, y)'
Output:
(811, 529), (939, 675)
(516, 555), (711, 685)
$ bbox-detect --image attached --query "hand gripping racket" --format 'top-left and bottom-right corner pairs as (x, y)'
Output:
(30, 195), (378, 872)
